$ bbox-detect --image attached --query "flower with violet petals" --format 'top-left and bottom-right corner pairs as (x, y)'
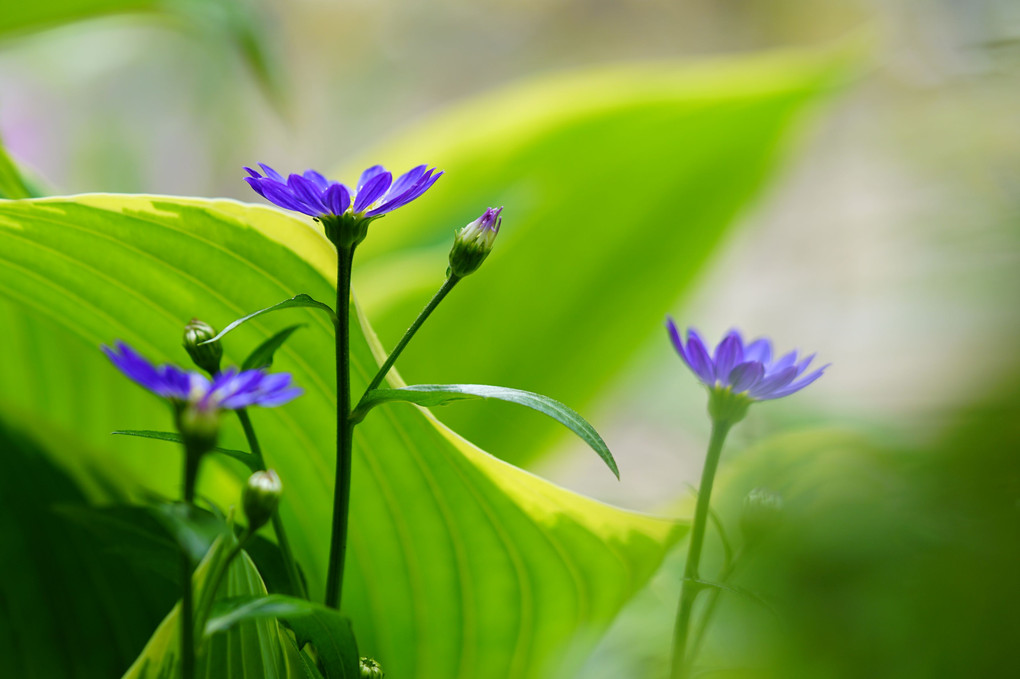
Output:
(244, 163), (442, 247)
(666, 319), (829, 424)
(103, 341), (301, 438)
(449, 206), (502, 278)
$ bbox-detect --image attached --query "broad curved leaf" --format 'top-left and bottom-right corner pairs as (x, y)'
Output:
(344, 52), (848, 464)
(355, 384), (618, 478)
(0, 194), (684, 678)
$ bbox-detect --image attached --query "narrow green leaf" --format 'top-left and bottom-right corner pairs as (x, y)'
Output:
(205, 595), (359, 679)
(112, 429), (260, 472)
(356, 384), (619, 478)
(242, 324), (305, 371)
(205, 594), (309, 635)
(204, 294), (337, 344)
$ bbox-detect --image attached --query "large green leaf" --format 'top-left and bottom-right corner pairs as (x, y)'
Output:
(122, 536), (305, 678)
(345, 52), (847, 464)
(0, 413), (177, 678)
(0, 194), (683, 678)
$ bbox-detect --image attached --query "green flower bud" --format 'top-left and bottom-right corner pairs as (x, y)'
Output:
(740, 487), (784, 546)
(183, 318), (222, 375)
(448, 207), (502, 278)
(243, 469), (283, 531)
(360, 657), (385, 678)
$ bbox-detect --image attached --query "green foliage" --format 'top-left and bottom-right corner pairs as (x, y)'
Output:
(355, 383), (618, 477)
(207, 595), (360, 679)
(0, 194), (682, 678)
(347, 53), (846, 464)
(0, 416), (177, 678)
(122, 537), (305, 678)
(243, 324), (306, 371)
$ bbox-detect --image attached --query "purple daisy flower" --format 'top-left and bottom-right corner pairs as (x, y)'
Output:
(666, 319), (828, 401)
(103, 341), (302, 412)
(243, 163), (442, 221)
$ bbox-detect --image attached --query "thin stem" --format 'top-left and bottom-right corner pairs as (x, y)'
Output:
(357, 275), (460, 405)
(687, 550), (742, 663)
(235, 408), (307, 600)
(180, 441), (202, 679)
(180, 551), (195, 679)
(325, 245), (355, 610)
(671, 419), (733, 679)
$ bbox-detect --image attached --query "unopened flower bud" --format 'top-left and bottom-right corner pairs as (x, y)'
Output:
(740, 487), (784, 546)
(360, 658), (385, 678)
(183, 318), (222, 375)
(243, 469), (283, 531)
(448, 207), (502, 278)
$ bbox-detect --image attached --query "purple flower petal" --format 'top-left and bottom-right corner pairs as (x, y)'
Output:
(747, 365), (798, 399)
(302, 169), (330, 190)
(744, 338), (773, 366)
(772, 349), (800, 372)
(357, 165), (387, 192)
(243, 166), (262, 179)
(257, 163), (284, 182)
(325, 183), (351, 215)
(794, 353), (816, 377)
(728, 361), (765, 392)
(666, 318), (689, 363)
(684, 329), (716, 384)
(713, 333), (743, 383)
(245, 177), (267, 198)
(766, 364), (829, 399)
(287, 174), (327, 214)
(353, 171), (393, 212)
(384, 164), (428, 201)
(261, 181), (316, 216)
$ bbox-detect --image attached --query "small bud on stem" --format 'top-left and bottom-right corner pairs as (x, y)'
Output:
(448, 207), (502, 278)
(243, 469), (283, 532)
(183, 318), (223, 375)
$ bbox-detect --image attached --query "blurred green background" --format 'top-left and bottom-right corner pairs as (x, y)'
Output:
(1, 0), (1018, 677)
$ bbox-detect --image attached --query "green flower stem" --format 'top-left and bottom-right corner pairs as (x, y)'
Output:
(180, 440), (205, 679)
(687, 551), (742, 664)
(356, 274), (461, 407)
(325, 244), (356, 610)
(671, 419), (733, 679)
(235, 408), (307, 600)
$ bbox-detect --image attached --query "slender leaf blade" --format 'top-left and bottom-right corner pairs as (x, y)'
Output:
(242, 324), (305, 371)
(206, 294), (337, 344)
(358, 384), (619, 478)
(113, 429), (260, 472)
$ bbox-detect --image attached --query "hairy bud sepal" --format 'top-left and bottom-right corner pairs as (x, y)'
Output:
(448, 207), (502, 278)
(183, 319), (223, 375)
(243, 469), (283, 532)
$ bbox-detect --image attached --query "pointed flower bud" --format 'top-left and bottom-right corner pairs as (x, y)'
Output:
(360, 658), (385, 678)
(243, 469), (283, 531)
(183, 318), (223, 375)
(448, 207), (502, 278)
